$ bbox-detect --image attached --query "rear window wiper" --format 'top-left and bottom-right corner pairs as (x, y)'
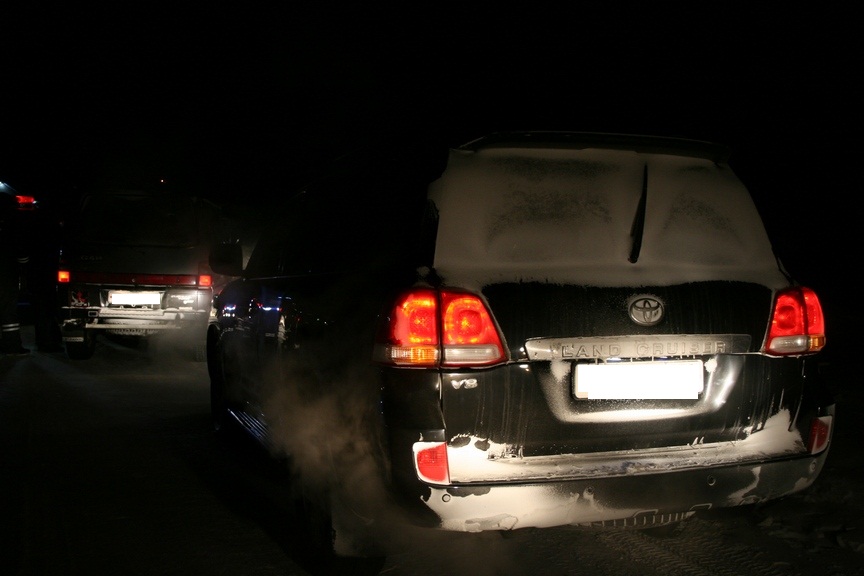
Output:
(628, 164), (648, 264)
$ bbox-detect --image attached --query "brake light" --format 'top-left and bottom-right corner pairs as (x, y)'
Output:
(376, 289), (439, 366)
(198, 274), (212, 287)
(441, 291), (506, 366)
(15, 195), (36, 210)
(764, 286), (826, 355)
(58, 270), (70, 283)
(374, 288), (506, 368)
(414, 442), (450, 484)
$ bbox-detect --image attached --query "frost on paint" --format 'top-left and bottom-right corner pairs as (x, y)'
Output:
(429, 146), (787, 290)
(445, 409), (803, 484)
(426, 410), (809, 532)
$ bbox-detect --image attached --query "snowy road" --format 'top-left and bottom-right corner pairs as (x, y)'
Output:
(1, 325), (862, 576)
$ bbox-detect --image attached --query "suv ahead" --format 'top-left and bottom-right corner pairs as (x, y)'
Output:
(58, 188), (237, 360)
(208, 132), (832, 567)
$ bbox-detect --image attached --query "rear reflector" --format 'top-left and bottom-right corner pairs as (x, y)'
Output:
(807, 415), (832, 454)
(414, 442), (450, 484)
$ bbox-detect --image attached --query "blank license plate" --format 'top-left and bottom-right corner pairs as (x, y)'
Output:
(109, 291), (161, 306)
(574, 360), (704, 400)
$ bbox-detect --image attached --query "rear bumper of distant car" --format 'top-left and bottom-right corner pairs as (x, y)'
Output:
(59, 286), (212, 338)
(389, 445), (831, 533)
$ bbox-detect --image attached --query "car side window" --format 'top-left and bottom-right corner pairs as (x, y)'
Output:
(244, 145), (444, 279)
(244, 193), (304, 278)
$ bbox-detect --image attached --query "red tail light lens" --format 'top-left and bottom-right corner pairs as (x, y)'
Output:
(764, 286), (826, 355)
(374, 288), (506, 368)
(58, 270), (70, 283)
(414, 442), (450, 484)
(440, 291), (506, 366)
(198, 274), (212, 287)
(379, 289), (440, 366)
(16, 195), (36, 210)
(807, 415), (832, 454)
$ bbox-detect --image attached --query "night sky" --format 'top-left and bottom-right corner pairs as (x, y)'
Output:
(1, 3), (860, 341)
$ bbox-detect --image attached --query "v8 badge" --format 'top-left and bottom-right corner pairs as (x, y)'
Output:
(451, 378), (478, 390)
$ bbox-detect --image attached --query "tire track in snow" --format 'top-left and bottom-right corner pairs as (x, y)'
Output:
(593, 518), (794, 576)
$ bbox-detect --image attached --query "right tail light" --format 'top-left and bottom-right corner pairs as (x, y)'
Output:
(763, 286), (826, 356)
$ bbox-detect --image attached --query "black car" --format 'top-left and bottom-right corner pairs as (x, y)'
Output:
(207, 132), (832, 567)
(57, 188), (239, 360)
(0, 181), (40, 324)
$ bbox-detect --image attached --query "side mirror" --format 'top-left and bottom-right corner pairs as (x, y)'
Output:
(209, 242), (243, 276)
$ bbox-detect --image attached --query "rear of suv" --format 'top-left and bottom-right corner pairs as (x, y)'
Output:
(58, 188), (236, 360)
(208, 131), (831, 566)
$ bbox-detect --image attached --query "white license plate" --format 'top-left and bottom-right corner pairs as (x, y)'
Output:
(108, 291), (161, 306)
(573, 360), (704, 400)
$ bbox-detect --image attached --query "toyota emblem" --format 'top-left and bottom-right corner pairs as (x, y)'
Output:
(627, 295), (664, 326)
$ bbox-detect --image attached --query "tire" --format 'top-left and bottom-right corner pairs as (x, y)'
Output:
(65, 331), (96, 360)
(207, 330), (231, 433)
(209, 365), (230, 433)
(289, 484), (386, 576)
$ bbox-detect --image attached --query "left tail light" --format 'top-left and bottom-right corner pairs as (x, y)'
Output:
(807, 415), (832, 454)
(58, 270), (70, 283)
(374, 288), (507, 368)
(763, 286), (825, 356)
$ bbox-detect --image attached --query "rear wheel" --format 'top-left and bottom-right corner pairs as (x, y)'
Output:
(207, 330), (232, 433)
(64, 331), (96, 360)
(190, 321), (208, 362)
(209, 365), (231, 434)
(289, 481), (386, 576)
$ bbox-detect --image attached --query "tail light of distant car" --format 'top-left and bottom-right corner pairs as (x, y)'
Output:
(58, 270), (71, 283)
(374, 288), (506, 368)
(197, 260), (213, 288)
(15, 195), (37, 210)
(763, 286), (826, 356)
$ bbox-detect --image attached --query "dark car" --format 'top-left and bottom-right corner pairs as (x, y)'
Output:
(207, 132), (832, 568)
(0, 181), (40, 322)
(57, 188), (239, 360)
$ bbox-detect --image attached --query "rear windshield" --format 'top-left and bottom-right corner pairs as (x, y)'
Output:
(76, 194), (200, 247)
(430, 146), (787, 289)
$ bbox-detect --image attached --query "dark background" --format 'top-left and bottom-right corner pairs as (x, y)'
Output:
(1, 3), (859, 355)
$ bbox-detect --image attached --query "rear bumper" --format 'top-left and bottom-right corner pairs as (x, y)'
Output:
(417, 449), (829, 532)
(60, 307), (210, 338)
